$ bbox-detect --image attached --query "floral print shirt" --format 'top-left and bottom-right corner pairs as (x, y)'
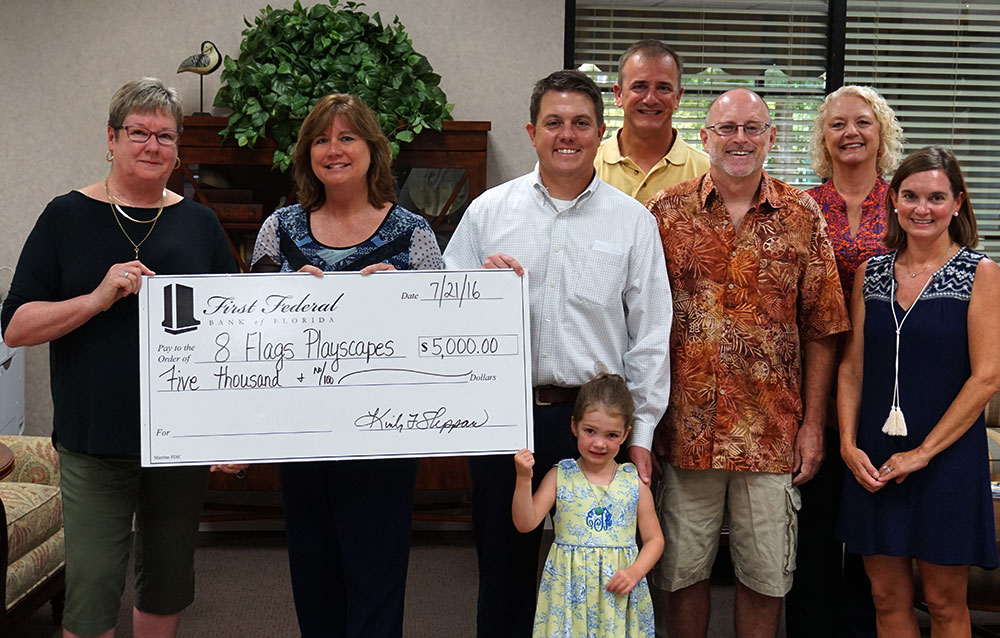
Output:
(807, 177), (890, 302)
(648, 171), (850, 473)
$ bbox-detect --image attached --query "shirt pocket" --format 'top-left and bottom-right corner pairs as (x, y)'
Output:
(756, 240), (801, 322)
(574, 241), (627, 307)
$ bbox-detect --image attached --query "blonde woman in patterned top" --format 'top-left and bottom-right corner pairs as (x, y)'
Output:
(788, 85), (903, 638)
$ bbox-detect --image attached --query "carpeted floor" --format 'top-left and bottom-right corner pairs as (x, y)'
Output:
(14, 529), (984, 637)
(13, 530), (760, 638)
(14, 530), (483, 638)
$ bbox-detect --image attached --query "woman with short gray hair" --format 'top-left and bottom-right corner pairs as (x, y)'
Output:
(1, 78), (237, 637)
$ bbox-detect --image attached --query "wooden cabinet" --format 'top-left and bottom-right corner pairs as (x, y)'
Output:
(171, 117), (490, 518)
(168, 117), (490, 269)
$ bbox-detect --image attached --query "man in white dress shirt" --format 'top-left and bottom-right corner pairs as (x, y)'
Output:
(444, 69), (673, 638)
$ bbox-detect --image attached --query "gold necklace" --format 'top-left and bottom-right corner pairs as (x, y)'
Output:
(105, 179), (165, 224)
(105, 180), (166, 259)
(900, 244), (955, 279)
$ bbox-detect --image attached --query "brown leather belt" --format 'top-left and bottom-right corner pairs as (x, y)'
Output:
(533, 385), (580, 406)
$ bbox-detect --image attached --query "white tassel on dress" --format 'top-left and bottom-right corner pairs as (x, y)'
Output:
(884, 267), (934, 438)
(882, 405), (908, 436)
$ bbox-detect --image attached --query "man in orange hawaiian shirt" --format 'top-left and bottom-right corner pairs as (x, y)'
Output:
(646, 88), (850, 638)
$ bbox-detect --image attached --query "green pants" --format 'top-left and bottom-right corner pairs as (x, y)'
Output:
(58, 446), (208, 637)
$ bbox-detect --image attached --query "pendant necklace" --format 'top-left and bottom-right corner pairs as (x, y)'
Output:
(105, 179), (166, 259)
(578, 460), (616, 531)
(901, 244), (954, 279)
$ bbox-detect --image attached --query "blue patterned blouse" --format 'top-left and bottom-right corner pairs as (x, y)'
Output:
(251, 203), (443, 272)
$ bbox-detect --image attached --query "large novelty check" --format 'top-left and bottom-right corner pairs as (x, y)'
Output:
(138, 270), (533, 467)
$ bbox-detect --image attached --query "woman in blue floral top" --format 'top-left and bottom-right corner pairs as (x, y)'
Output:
(251, 94), (443, 638)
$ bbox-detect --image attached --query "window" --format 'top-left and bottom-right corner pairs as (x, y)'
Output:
(573, 1), (1000, 253)
(844, 1), (1000, 255)
(574, 1), (829, 188)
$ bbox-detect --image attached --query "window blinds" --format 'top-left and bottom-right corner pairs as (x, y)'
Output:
(575, 1), (1000, 254)
(844, 0), (1000, 255)
(574, 1), (829, 190)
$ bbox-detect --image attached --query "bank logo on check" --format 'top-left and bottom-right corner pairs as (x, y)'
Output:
(162, 283), (201, 335)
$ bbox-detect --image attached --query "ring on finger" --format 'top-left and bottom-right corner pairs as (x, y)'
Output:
(121, 272), (130, 279)
(882, 464), (891, 472)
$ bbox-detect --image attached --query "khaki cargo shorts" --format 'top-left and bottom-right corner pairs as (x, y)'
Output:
(650, 464), (801, 597)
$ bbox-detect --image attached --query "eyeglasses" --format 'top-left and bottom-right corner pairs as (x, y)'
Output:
(118, 125), (179, 146)
(704, 121), (771, 137)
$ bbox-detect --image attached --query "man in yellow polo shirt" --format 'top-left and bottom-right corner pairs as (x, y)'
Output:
(595, 40), (709, 204)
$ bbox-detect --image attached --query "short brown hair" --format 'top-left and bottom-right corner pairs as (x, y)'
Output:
(292, 94), (396, 212)
(108, 77), (184, 132)
(884, 146), (978, 250)
(529, 70), (604, 129)
(617, 39), (684, 88)
(573, 373), (634, 429)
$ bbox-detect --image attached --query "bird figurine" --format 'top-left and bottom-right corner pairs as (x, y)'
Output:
(178, 40), (221, 74)
(177, 41), (222, 116)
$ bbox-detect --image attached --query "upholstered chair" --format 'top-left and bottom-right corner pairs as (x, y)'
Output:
(0, 435), (64, 631)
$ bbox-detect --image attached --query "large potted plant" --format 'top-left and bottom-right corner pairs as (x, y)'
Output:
(214, 0), (453, 171)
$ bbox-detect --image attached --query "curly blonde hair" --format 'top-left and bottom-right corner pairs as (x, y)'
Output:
(810, 85), (903, 179)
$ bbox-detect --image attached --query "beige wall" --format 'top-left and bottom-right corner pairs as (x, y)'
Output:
(0, 0), (563, 435)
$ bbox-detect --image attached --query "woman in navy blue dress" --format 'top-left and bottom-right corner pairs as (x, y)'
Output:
(837, 146), (999, 637)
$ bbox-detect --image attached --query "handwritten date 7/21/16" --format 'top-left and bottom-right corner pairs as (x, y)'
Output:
(425, 273), (482, 308)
